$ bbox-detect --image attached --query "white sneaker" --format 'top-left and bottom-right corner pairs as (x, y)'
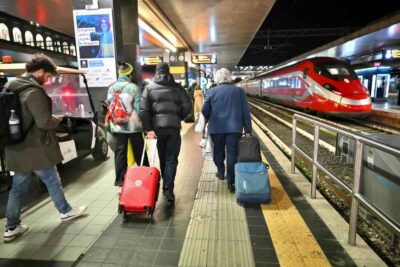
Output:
(3, 224), (29, 243)
(60, 206), (87, 222)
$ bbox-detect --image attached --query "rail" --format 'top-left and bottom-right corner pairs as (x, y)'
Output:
(291, 114), (400, 245)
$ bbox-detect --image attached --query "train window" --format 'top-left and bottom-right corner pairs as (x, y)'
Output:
(25, 31), (34, 46)
(36, 34), (45, 49)
(12, 27), (23, 43)
(278, 78), (288, 87)
(70, 44), (76, 56)
(46, 37), (53, 51)
(0, 23), (10, 41)
(290, 77), (297, 88)
(314, 63), (358, 80)
(63, 42), (69, 54)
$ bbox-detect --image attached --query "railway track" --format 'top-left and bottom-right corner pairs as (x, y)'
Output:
(249, 96), (400, 136)
(249, 97), (400, 265)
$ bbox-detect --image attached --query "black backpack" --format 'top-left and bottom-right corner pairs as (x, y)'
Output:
(0, 85), (33, 145)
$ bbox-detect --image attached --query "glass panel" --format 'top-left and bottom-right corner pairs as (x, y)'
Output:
(360, 145), (400, 225)
(43, 73), (93, 118)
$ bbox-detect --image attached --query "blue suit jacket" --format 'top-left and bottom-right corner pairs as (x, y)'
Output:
(202, 84), (252, 134)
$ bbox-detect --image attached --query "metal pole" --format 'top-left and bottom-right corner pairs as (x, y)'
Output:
(311, 125), (320, 199)
(349, 140), (363, 245)
(291, 118), (297, 173)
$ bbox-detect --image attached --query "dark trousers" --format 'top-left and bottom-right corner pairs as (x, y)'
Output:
(156, 130), (181, 190)
(210, 133), (241, 185)
(114, 132), (149, 183)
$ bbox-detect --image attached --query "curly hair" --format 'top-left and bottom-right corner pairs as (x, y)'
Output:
(25, 54), (57, 74)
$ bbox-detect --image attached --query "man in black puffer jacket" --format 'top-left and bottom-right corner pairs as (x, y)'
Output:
(139, 63), (192, 202)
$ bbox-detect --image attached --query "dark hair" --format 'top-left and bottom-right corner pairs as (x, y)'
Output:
(98, 16), (111, 30)
(26, 54), (57, 74)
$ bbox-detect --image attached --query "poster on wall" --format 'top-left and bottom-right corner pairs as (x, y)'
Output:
(73, 8), (117, 87)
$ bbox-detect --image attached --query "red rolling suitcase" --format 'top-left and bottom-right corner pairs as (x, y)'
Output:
(118, 138), (160, 219)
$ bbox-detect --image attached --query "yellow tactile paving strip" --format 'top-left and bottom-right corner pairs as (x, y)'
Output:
(256, 135), (332, 266)
(179, 158), (255, 267)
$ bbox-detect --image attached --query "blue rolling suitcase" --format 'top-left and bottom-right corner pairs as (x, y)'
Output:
(235, 162), (271, 204)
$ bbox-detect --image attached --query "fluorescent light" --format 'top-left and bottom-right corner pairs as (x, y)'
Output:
(138, 18), (177, 52)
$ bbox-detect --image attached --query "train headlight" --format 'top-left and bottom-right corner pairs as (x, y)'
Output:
(323, 83), (341, 95)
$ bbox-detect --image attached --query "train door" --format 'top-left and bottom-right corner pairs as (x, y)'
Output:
(373, 74), (390, 102)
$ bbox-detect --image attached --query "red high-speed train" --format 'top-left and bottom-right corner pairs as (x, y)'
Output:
(238, 57), (371, 117)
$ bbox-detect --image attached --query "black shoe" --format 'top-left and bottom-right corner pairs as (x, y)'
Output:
(228, 183), (235, 193)
(215, 173), (225, 180)
(163, 189), (175, 202)
(114, 180), (123, 187)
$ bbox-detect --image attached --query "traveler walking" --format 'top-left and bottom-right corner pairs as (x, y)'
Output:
(139, 63), (192, 202)
(3, 54), (86, 242)
(201, 68), (252, 192)
(106, 62), (149, 186)
(193, 84), (204, 120)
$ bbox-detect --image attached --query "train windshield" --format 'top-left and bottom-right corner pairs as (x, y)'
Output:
(314, 62), (358, 80)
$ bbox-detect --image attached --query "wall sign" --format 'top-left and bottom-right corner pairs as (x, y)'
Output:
(192, 54), (217, 64)
(73, 8), (117, 87)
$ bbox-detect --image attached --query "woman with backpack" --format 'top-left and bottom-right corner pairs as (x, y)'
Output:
(106, 63), (149, 186)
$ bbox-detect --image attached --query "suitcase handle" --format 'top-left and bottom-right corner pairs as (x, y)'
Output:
(140, 137), (157, 167)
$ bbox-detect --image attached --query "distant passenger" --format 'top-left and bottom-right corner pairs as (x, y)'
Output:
(396, 77), (400, 105)
(139, 63), (192, 202)
(193, 84), (204, 121)
(3, 54), (87, 242)
(202, 68), (252, 193)
(106, 62), (149, 187)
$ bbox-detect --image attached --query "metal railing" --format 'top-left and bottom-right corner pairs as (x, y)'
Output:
(291, 114), (400, 245)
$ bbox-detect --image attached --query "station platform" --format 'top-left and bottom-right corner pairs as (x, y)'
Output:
(370, 96), (400, 128)
(0, 123), (386, 267)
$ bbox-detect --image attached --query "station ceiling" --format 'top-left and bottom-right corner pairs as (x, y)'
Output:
(0, 0), (274, 70)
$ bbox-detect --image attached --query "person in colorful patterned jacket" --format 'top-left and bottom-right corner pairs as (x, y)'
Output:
(107, 63), (149, 186)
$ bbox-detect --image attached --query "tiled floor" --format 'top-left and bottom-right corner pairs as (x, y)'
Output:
(0, 154), (118, 263)
(77, 124), (204, 266)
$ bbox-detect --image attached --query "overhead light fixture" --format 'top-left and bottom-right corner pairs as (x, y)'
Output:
(138, 18), (177, 53)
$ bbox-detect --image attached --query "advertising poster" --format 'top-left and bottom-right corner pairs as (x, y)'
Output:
(73, 8), (117, 87)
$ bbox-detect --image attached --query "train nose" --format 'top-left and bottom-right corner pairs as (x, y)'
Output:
(339, 94), (372, 115)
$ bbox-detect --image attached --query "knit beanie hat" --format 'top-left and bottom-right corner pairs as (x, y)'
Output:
(118, 62), (133, 76)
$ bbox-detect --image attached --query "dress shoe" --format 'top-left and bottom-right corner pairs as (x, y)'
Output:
(227, 183), (235, 193)
(215, 173), (225, 180)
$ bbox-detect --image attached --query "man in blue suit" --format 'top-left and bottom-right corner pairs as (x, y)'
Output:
(202, 68), (252, 192)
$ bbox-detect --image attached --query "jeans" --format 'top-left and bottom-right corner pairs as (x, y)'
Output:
(156, 131), (181, 190)
(6, 165), (71, 229)
(210, 133), (241, 185)
(114, 132), (149, 183)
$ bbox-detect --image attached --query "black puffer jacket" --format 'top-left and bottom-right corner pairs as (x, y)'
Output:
(139, 72), (192, 132)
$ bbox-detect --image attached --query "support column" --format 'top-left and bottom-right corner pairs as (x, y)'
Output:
(113, 0), (141, 85)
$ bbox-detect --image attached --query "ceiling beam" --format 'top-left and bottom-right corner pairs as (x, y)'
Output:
(255, 27), (361, 38)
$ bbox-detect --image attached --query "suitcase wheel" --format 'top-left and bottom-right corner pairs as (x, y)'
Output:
(123, 210), (128, 219)
(118, 204), (123, 214)
(144, 206), (153, 215)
